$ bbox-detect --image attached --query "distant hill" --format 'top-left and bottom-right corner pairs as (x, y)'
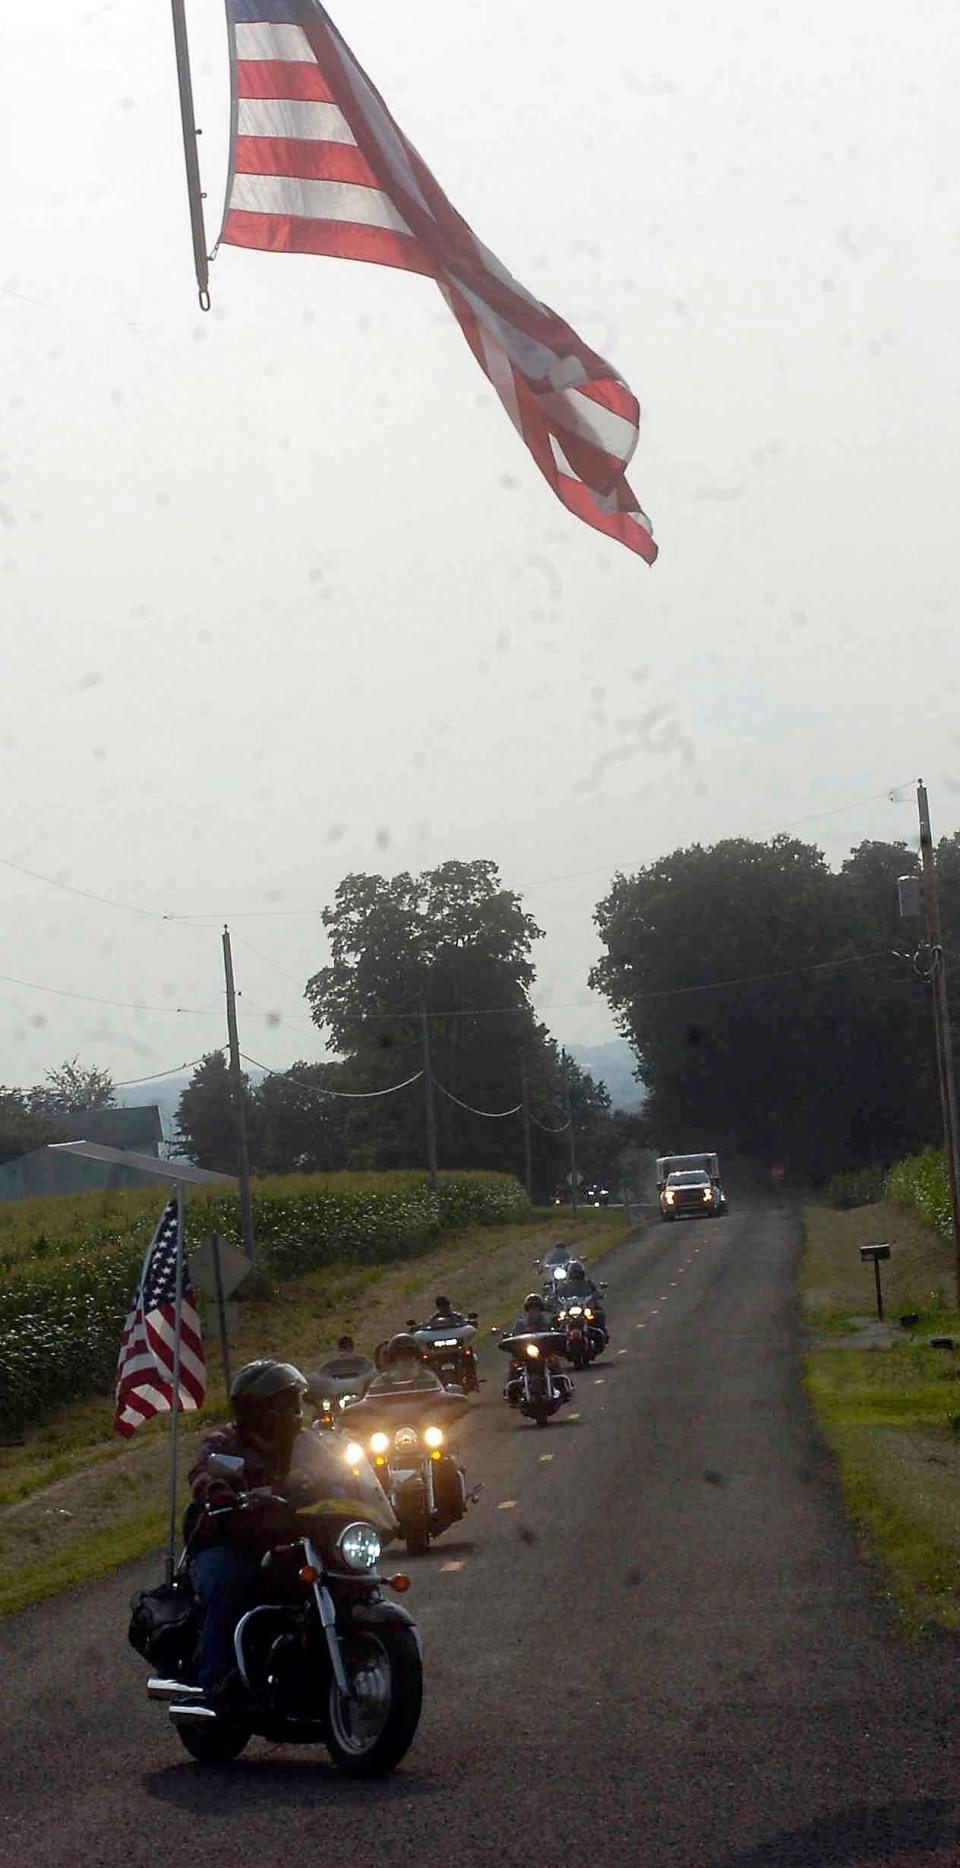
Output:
(565, 1040), (645, 1112)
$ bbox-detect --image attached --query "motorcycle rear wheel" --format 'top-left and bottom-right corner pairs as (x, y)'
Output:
(326, 1627), (423, 1777)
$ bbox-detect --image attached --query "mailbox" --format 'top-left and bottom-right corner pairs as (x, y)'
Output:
(860, 1242), (891, 1318)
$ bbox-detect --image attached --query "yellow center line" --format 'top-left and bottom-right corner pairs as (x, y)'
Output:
(635, 1322), (646, 1330)
(617, 1348), (628, 1356)
(440, 1560), (465, 1572)
(497, 1499), (518, 1511)
(539, 1452), (554, 1463)
(568, 1411), (581, 1420)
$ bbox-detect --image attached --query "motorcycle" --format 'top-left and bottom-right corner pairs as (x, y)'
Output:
(499, 1330), (572, 1426)
(130, 1451), (422, 1777)
(407, 1313), (480, 1391)
(341, 1388), (477, 1556)
(309, 1372), (369, 1431)
(556, 1297), (607, 1367)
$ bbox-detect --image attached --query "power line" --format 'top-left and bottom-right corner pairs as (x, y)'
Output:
(112, 1053), (223, 1088)
(240, 1053), (424, 1100)
(434, 1081), (522, 1119)
(0, 968), (219, 1015)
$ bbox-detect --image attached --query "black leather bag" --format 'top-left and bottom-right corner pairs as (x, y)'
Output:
(128, 1577), (198, 1673)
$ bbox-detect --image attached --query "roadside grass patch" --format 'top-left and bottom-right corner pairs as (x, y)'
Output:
(0, 1206), (631, 1617)
(802, 1199), (960, 1630)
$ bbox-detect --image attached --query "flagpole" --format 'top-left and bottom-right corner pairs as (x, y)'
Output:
(169, 0), (211, 310)
(165, 1183), (187, 1586)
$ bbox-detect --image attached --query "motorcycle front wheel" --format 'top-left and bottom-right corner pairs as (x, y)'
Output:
(326, 1627), (423, 1777)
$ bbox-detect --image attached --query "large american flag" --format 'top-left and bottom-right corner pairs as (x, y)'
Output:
(114, 1194), (206, 1437)
(219, 1), (657, 562)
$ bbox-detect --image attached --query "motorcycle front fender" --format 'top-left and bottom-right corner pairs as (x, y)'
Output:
(348, 1597), (423, 1657)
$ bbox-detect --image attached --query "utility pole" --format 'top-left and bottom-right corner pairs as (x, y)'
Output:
(519, 1059), (533, 1203)
(420, 999), (439, 1189)
(562, 1049), (579, 1214)
(222, 925), (256, 1259)
(916, 782), (960, 1302)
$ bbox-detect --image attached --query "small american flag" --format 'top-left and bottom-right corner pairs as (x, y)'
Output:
(220, 1), (657, 562)
(114, 1194), (206, 1437)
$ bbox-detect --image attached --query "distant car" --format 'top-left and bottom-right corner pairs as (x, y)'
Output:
(659, 1169), (725, 1222)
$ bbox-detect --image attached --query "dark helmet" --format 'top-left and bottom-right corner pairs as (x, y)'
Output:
(336, 1334), (355, 1352)
(383, 1332), (423, 1365)
(230, 1359), (306, 1435)
(523, 1292), (546, 1311)
(568, 1260), (586, 1279)
(434, 1294), (453, 1313)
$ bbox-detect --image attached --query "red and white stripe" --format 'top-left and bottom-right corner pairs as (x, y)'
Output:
(220, 3), (657, 562)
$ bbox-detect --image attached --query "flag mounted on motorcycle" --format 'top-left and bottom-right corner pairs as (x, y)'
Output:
(114, 1194), (206, 1436)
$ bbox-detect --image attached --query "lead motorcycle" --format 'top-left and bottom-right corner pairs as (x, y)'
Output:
(499, 1329), (573, 1426)
(129, 1450), (422, 1777)
(556, 1289), (608, 1368)
(342, 1386), (477, 1556)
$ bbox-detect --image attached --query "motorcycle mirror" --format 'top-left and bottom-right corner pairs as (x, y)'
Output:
(599, 1282), (608, 1293)
(406, 1319), (417, 1330)
(207, 1452), (245, 1479)
(468, 1312), (479, 1324)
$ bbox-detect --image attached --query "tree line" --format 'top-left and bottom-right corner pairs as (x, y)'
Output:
(591, 832), (960, 1181)
(177, 860), (643, 1196)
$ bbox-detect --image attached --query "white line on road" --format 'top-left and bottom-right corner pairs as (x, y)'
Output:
(617, 1349), (628, 1356)
(593, 1378), (605, 1385)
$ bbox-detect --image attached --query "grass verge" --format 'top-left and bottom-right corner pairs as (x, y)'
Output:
(802, 1198), (960, 1632)
(0, 1207), (631, 1618)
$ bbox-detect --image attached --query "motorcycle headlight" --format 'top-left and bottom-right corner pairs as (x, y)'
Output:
(424, 1425), (444, 1449)
(394, 1426), (419, 1452)
(321, 1398), (333, 1411)
(585, 1308), (594, 1320)
(369, 1431), (390, 1455)
(337, 1522), (382, 1573)
(569, 1305), (583, 1318)
(344, 1440), (364, 1466)
(554, 1268), (568, 1282)
(525, 1343), (541, 1360)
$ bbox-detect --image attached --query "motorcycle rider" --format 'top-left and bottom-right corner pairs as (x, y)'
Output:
(188, 1359), (393, 1704)
(504, 1293), (573, 1405)
(366, 1332), (446, 1396)
(565, 1260), (607, 1334)
(307, 1332), (378, 1405)
(426, 1294), (468, 1327)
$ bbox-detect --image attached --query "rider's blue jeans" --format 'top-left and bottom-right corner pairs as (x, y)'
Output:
(191, 1545), (259, 1693)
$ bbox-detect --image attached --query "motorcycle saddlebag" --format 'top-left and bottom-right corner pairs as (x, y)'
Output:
(128, 1577), (198, 1672)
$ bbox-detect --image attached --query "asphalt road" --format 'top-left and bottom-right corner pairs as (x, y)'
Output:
(4, 1199), (960, 1868)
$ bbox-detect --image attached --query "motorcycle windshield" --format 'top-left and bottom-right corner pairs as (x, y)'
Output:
(499, 1331), (568, 1356)
(342, 1388), (473, 1436)
(284, 1430), (397, 1539)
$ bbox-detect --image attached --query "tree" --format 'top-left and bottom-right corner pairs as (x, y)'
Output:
(306, 860), (548, 1176)
(590, 834), (949, 1180)
(30, 1057), (115, 1116)
(176, 1051), (256, 1173)
(0, 1089), (64, 1166)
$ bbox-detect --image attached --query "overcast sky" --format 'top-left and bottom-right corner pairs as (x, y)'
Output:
(1, 0), (957, 1090)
